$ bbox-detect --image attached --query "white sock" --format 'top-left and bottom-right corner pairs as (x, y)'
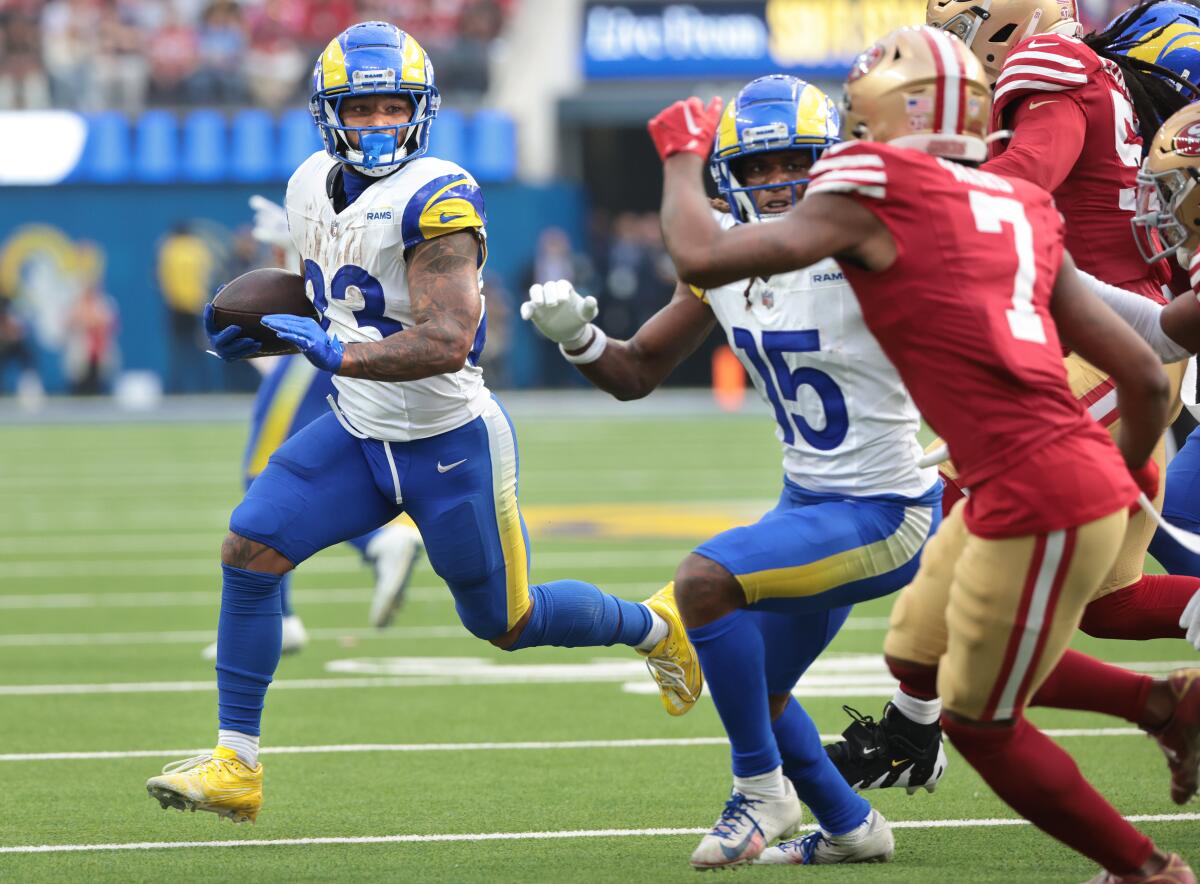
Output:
(891, 689), (941, 726)
(634, 606), (669, 652)
(733, 766), (786, 800)
(828, 808), (875, 842)
(218, 729), (260, 768)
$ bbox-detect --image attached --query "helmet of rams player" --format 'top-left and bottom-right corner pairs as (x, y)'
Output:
(310, 21), (440, 177)
(842, 26), (991, 163)
(1113, 1), (1200, 92)
(926, 0), (1080, 84)
(1132, 101), (1200, 263)
(709, 75), (840, 224)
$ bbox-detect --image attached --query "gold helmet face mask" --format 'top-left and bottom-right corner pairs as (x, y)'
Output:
(1133, 103), (1200, 266)
(842, 26), (991, 163)
(926, 0), (1080, 85)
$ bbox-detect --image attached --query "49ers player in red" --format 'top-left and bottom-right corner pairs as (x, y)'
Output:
(820, 0), (1200, 806)
(649, 25), (1194, 883)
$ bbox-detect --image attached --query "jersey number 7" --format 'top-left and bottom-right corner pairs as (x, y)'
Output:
(968, 191), (1047, 346)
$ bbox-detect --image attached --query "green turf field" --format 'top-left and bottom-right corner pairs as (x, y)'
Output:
(0, 412), (1196, 882)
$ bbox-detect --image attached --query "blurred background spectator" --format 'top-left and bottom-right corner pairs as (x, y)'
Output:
(0, 296), (42, 406)
(157, 222), (215, 393)
(63, 273), (119, 394)
(0, 0), (514, 112)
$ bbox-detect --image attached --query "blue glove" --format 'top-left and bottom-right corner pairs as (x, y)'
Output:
(203, 301), (261, 361)
(260, 314), (345, 373)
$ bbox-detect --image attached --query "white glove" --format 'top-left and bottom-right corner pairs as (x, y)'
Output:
(1182, 588), (1200, 651)
(520, 279), (599, 348)
(249, 194), (293, 252)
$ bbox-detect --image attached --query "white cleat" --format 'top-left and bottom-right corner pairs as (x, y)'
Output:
(202, 614), (309, 661)
(690, 779), (803, 869)
(367, 524), (425, 629)
(757, 808), (895, 865)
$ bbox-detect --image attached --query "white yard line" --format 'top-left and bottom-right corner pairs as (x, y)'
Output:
(3, 814), (1197, 855)
(0, 617), (892, 648)
(0, 729), (1147, 763)
(1, 655), (1191, 696)
(0, 583), (659, 610)
(0, 549), (685, 579)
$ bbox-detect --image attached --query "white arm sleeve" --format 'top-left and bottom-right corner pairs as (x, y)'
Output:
(1075, 269), (1192, 362)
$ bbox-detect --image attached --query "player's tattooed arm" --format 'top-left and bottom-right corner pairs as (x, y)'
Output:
(573, 281), (717, 400)
(337, 230), (481, 381)
(659, 154), (892, 288)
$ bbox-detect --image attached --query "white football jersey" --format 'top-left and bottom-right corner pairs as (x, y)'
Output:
(284, 151), (491, 441)
(698, 215), (934, 498)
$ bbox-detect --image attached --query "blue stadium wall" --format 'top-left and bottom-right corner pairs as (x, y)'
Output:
(0, 181), (585, 390)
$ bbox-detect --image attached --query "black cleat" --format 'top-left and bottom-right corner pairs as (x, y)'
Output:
(824, 703), (947, 795)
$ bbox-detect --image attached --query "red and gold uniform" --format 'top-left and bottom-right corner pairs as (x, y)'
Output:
(809, 138), (1135, 720)
(932, 31), (1190, 602)
(986, 32), (1172, 298)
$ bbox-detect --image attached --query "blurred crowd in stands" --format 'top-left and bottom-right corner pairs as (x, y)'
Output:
(0, 0), (514, 111)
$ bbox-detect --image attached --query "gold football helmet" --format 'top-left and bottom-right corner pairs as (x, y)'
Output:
(926, 0), (1080, 84)
(842, 26), (991, 162)
(1133, 102), (1200, 264)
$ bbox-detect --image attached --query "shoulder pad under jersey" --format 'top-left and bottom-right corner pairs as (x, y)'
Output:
(993, 33), (1101, 113)
(395, 157), (487, 251)
(806, 141), (891, 200)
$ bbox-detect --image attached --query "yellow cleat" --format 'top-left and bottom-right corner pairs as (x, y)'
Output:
(146, 747), (263, 824)
(639, 582), (703, 716)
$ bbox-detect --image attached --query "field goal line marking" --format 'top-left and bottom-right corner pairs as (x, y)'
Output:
(0, 729), (1147, 763)
(4, 814), (1198, 855)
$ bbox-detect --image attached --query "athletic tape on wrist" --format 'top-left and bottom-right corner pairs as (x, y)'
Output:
(561, 325), (607, 364)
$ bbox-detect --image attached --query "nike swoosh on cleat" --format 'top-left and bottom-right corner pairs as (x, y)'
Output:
(437, 458), (467, 473)
(439, 213), (464, 224)
(720, 826), (762, 861)
(890, 758), (911, 768)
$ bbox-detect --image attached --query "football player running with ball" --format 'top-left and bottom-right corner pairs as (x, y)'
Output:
(650, 25), (1193, 882)
(145, 22), (691, 824)
(826, 0), (1200, 801)
(525, 75), (941, 868)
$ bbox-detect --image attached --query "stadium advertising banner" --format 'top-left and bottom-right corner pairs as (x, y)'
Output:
(583, 0), (925, 79)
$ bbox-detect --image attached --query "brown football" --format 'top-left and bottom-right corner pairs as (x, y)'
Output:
(210, 268), (318, 357)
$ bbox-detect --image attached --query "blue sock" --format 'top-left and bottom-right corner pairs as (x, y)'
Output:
(505, 581), (651, 650)
(278, 572), (294, 617)
(346, 529), (377, 560)
(216, 565), (284, 736)
(774, 697), (870, 835)
(688, 609), (780, 777)
(1149, 521), (1200, 576)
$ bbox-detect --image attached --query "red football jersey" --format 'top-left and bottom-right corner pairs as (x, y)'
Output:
(984, 33), (1171, 299)
(807, 141), (1137, 537)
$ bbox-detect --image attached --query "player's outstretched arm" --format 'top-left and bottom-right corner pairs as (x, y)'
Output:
(338, 230), (481, 382)
(570, 282), (717, 400)
(648, 99), (883, 289)
(1051, 252), (1171, 469)
(1074, 268), (1194, 361)
(659, 155), (872, 289)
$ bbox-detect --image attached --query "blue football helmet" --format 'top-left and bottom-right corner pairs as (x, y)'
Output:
(710, 75), (840, 223)
(1112, 2), (1200, 92)
(310, 21), (440, 177)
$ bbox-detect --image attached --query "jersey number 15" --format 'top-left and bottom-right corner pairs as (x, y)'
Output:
(733, 327), (849, 451)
